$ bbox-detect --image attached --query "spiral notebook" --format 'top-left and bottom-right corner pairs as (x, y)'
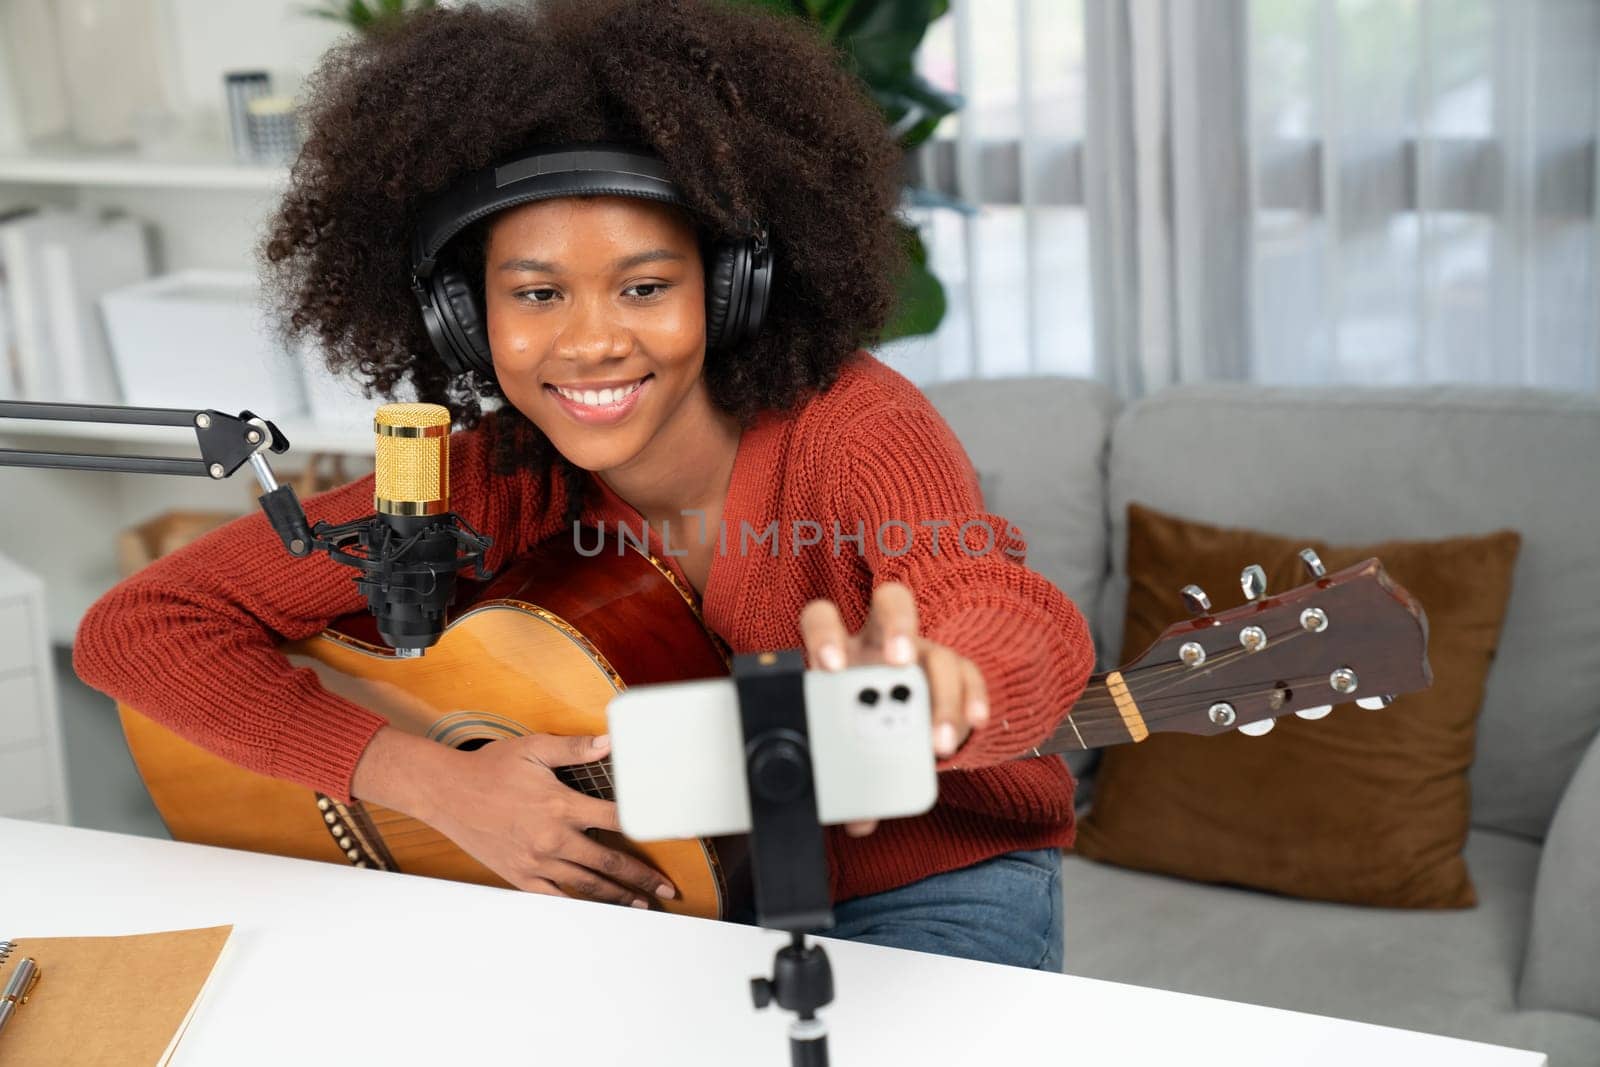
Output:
(0, 925), (233, 1066)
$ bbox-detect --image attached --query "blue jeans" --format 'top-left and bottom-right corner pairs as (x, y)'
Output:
(818, 848), (1064, 972)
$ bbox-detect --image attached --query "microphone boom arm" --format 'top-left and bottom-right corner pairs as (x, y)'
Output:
(0, 400), (290, 479)
(0, 400), (495, 637)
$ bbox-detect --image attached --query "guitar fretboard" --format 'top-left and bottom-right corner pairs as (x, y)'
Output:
(556, 759), (616, 799)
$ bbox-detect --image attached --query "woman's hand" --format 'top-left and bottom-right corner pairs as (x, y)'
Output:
(798, 581), (989, 838)
(354, 726), (678, 908)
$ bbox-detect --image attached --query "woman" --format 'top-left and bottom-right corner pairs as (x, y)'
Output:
(73, 0), (1095, 972)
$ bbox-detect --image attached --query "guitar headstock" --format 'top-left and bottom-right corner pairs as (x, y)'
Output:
(1121, 549), (1432, 739)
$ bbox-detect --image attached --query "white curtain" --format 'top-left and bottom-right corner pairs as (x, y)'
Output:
(882, 0), (1097, 386)
(885, 0), (1600, 398)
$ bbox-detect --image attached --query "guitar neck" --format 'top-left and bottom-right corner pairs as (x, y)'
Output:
(1024, 672), (1146, 759)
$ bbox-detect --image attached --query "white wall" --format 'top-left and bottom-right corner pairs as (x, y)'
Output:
(0, 0), (348, 148)
(162, 0), (348, 142)
(0, 1), (365, 643)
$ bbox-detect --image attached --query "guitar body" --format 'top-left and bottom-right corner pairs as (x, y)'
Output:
(117, 529), (745, 920)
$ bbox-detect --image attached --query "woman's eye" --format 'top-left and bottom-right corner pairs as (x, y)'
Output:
(518, 288), (559, 304)
(626, 283), (669, 299)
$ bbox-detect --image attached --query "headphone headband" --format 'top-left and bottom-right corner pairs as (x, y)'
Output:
(411, 144), (691, 280)
(408, 141), (774, 378)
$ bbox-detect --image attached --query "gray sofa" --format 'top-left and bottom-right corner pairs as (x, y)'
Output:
(920, 377), (1600, 1065)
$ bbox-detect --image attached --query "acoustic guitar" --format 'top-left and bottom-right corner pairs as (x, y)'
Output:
(117, 528), (1431, 920)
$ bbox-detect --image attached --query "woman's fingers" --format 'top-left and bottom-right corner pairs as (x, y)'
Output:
(961, 656), (990, 729)
(799, 597), (849, 670)
(537, 857), (657, 908)
(520, 731), (611, 769)
(862, 582), (919, 665)
(568, 833), (678, 902)
(923, 643), (970, 758)
(844, 819), (879, 837)
(509, 874), (566, 897)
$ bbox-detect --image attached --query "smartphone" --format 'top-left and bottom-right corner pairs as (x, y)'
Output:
(606, 662), (938, 841)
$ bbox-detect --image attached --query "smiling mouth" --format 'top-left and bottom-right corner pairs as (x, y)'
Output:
(544, 374), (653, 407)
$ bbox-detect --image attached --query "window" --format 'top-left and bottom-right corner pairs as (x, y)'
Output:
(890, 0), (1599, 394)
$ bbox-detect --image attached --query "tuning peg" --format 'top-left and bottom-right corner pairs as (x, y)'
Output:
(1356, 695), (1395, 710)
(1180, 584), (1213, 617)
(1299, 548), (1326, 580)
(1238, 719), (1275, 736)
(1240, 564), (1268, 602)
(1294, 705), (1333, 720)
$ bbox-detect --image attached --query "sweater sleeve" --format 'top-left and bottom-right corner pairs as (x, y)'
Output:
(72, 417), (549, 803)
(828, 400), (1097, 772)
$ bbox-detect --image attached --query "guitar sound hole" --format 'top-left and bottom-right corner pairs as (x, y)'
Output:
(455, 737), (496, 752)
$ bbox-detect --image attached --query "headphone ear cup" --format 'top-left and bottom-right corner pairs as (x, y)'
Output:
(705, 240), (741, 353)
(742, 239), (772, 343)
(431, 266), (496, 378)
(707, 236), (772, 353)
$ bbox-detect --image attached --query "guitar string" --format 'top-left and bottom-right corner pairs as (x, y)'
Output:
(1124, 598), (1368, 699)
(1035, 627), (1364, 749)
(1070, 623), (1313, 711)
(1077, 601), (1352, 699)
(1076, 672), (1341, 735)
(1044, 630), (1323, 746)
(1069, 622), (1290, 694)
(1066, 623), (1315, 718)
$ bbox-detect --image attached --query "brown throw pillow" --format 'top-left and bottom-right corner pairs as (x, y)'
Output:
(1072, 503), (1522, 908)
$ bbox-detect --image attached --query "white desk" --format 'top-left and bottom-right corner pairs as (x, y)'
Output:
(0, 818), (1547, 1066)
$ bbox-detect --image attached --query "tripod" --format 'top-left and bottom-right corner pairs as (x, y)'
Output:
(732, 650), (838, 1067)
(751, 932), (834, 1067)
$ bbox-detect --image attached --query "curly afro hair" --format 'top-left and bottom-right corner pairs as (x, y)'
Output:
(260, 0), (908, 522)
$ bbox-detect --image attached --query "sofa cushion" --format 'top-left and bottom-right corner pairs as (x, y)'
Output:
(1103, 383), (1600, 840)
(1074, 504), (1521, 908)
(1061, 830), (1600, 1065)
(1519, 728), (1600, 1017)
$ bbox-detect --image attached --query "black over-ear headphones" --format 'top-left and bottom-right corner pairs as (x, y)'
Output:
(409, 143), (774, 379)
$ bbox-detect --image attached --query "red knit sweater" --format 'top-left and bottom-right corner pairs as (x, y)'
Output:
(73, 350), (1096, 903)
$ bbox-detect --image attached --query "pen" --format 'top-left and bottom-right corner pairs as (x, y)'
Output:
(0, 957), (41, 1036)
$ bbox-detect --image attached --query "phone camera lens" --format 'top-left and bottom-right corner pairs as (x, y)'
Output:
(858, 687), (880, 706)
(890, 684), (912, 702)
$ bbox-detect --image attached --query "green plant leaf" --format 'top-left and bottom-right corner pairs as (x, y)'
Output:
(297, 0), (435, 33)
(804, 0), (856, 34)
(875, 70), (960, 147)
(893, 70), (961, 116)
(882, 223), (946, 341)
(834, 0), (943, 82)
(895, 111), (943, 149)
(741, 0), (805, 16)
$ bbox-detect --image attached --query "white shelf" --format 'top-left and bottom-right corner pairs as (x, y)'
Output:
(0, 143), (288, 192)
(0, 414), (370, 456)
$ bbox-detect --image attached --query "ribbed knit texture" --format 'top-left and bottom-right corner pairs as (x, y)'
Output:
(73, 350), (1096, 903)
